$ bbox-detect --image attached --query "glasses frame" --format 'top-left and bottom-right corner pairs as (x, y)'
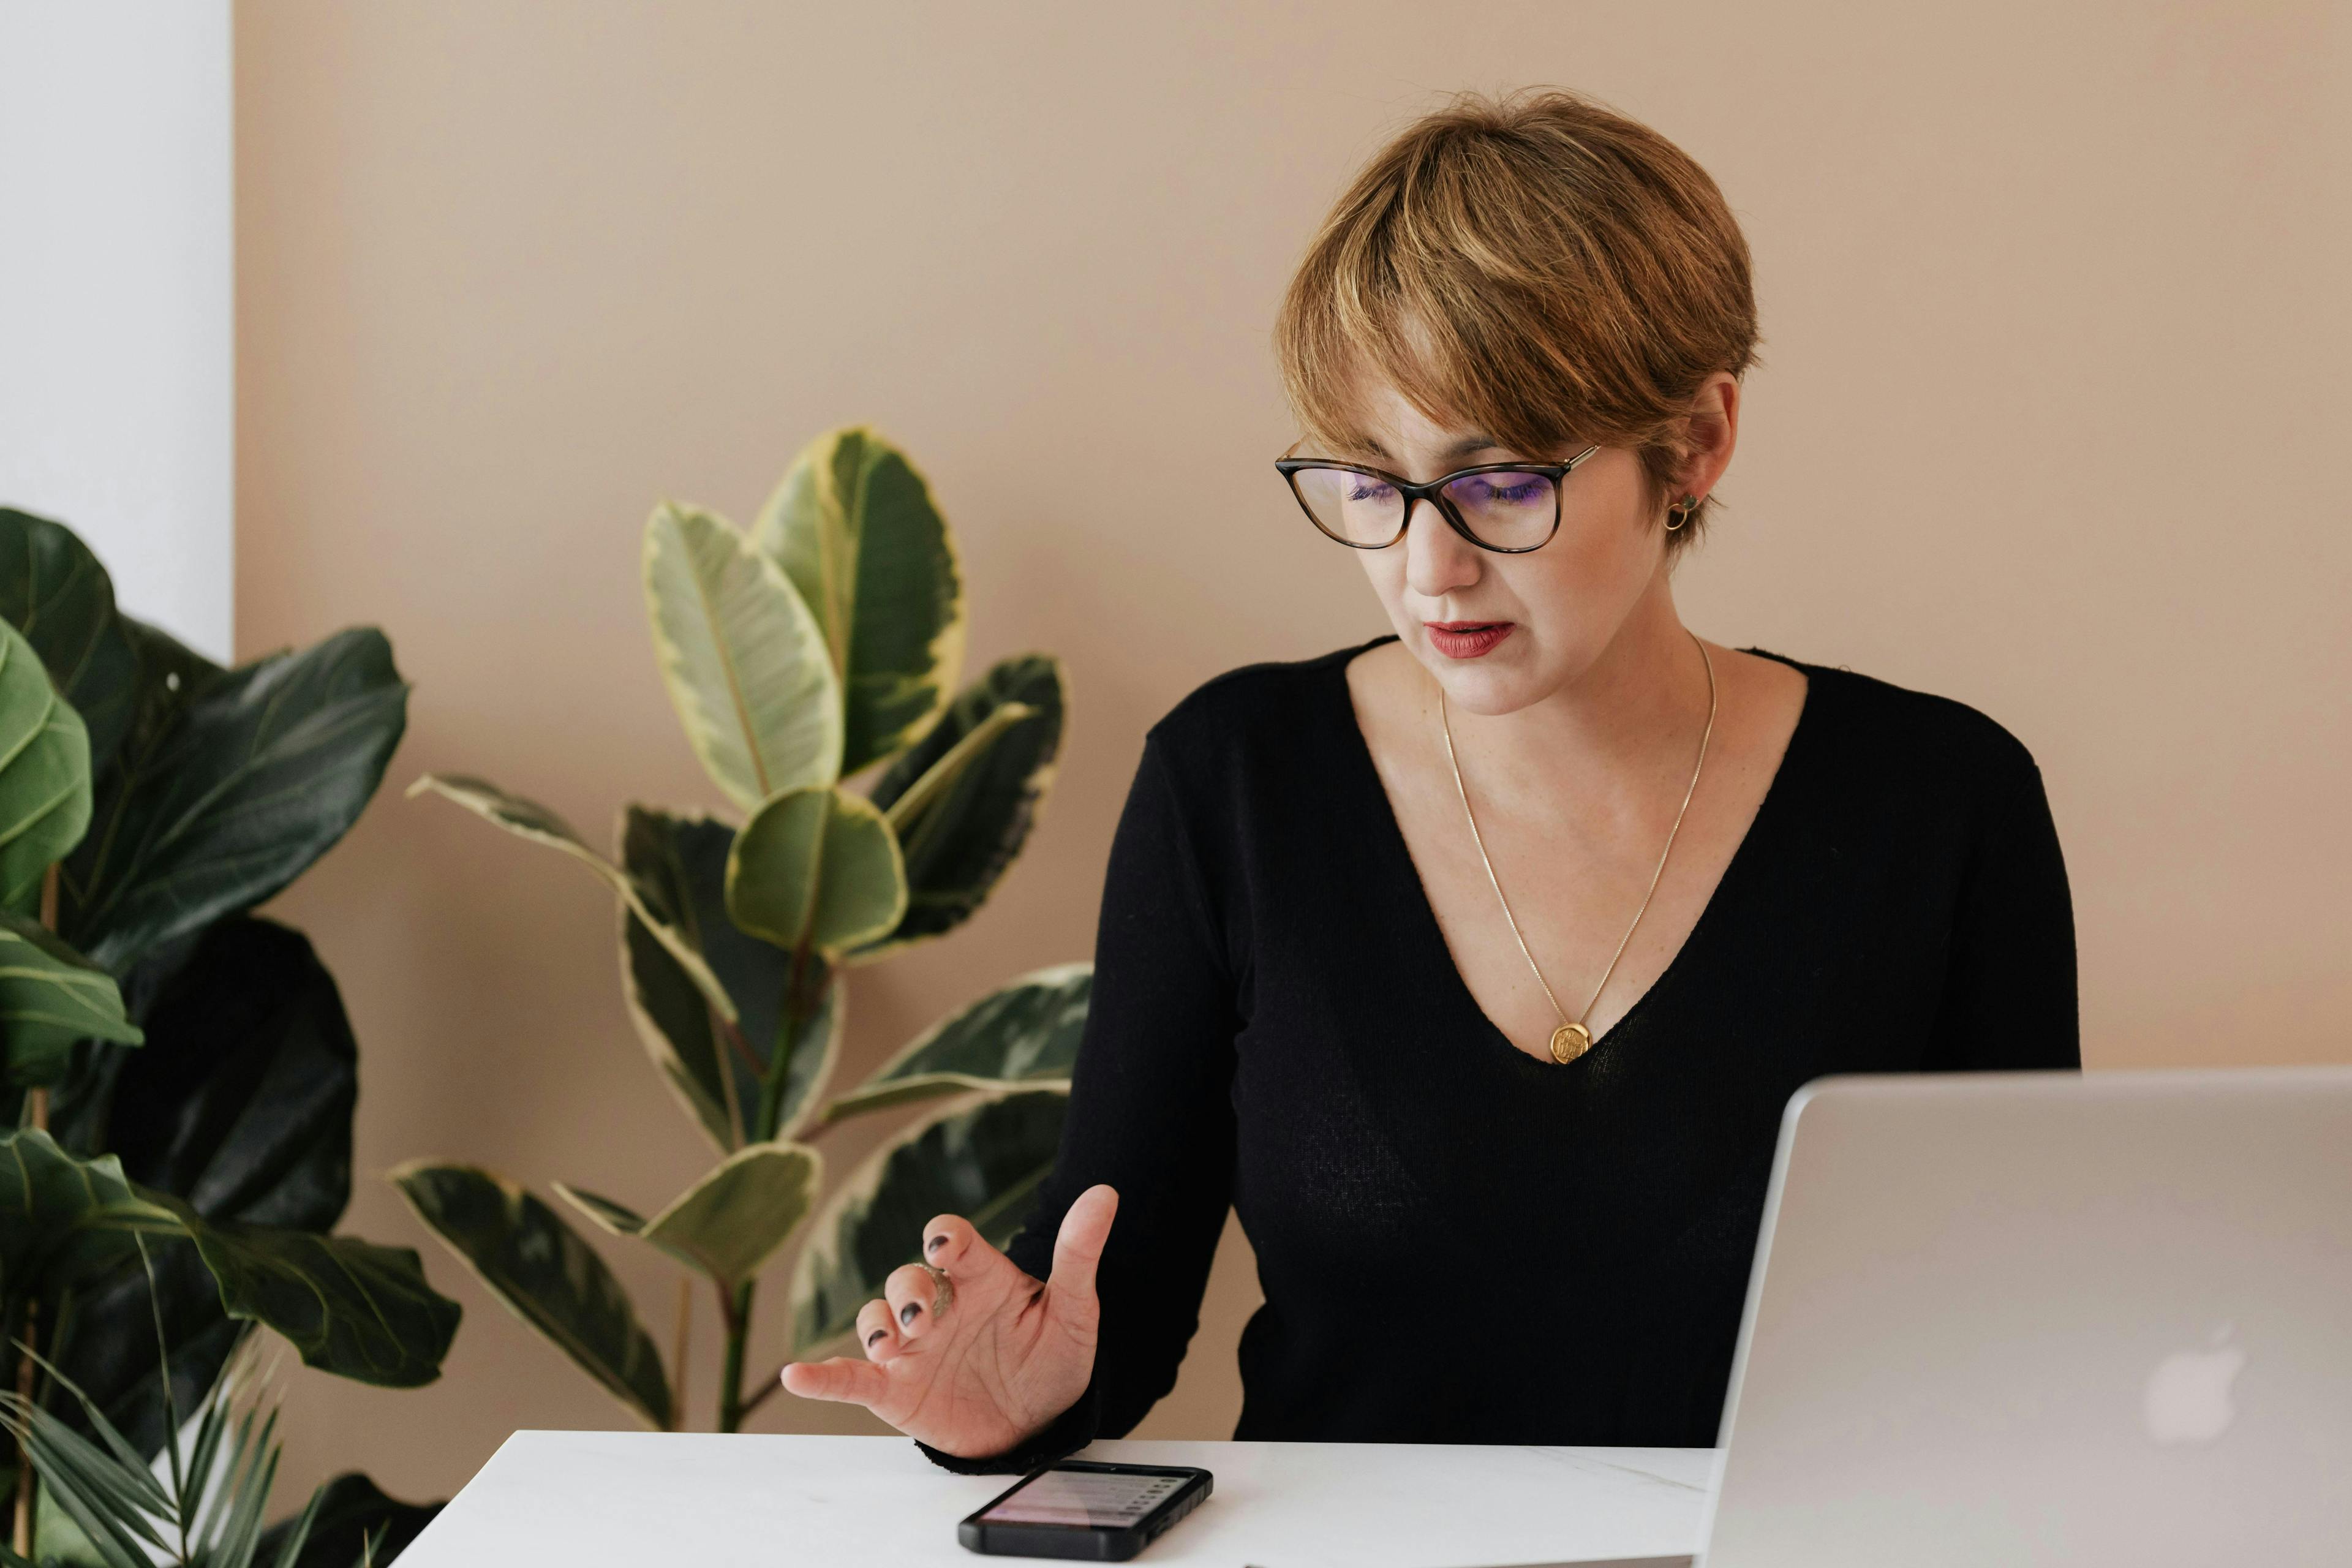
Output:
(1274, 444), (1604, 554)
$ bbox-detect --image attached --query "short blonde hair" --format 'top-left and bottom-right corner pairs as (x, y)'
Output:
(1274, 87), (1760, 551)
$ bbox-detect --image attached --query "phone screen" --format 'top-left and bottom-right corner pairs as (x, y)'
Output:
(977, 1468), (1189, 1528)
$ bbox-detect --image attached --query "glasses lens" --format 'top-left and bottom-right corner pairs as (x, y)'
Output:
(1291, 466), (1404, 546)
(1441, 470), (1558, 549)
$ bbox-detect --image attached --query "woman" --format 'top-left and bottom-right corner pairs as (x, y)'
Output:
(781, 86), (2078, 1468)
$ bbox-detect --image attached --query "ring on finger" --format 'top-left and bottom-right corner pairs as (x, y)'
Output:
(918, 1261), (954, 1317)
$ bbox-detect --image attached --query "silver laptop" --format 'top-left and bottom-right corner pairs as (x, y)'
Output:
(1684, 1065), (2352, 1567)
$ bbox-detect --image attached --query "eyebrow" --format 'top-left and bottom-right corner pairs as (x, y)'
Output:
(1357, 434), (1509, 462)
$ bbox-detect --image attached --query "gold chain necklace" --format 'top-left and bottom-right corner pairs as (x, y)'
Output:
(1438, 628), (1719, 1065)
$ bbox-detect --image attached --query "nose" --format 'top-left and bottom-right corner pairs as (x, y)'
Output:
(1401, 497), (1482, 602)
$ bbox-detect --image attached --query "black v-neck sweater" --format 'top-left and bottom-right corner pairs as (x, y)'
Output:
(923, 635), (2079, 1472)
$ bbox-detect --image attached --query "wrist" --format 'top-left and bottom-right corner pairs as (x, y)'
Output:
(915, 1384), (1100, 1475)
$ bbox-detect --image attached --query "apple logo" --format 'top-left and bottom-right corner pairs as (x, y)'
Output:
(2143, 1322), (2245, 1444)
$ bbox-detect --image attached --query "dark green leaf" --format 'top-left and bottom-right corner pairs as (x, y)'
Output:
(788, 1089), (1068, 1353)
(153, 1196), (461, 1390)
(259, 1480), (325, 1568)
(0, 911), (140, 1089)
(46, 1239), (245, 1461)
(99, 917), (356, 1226)
(61, 626), (407, 973)
(823, 962), (1088, 1125)
(0, 614), (93, 918)
(257, 1472), (441, 1568)
(49, 917), (358, 1454)
(0, 1129), (168, 1297)
(2, 1128), (447, 1419)
(390, 1162), (669, 1429)
(0, 507), (137, 774)
(857, 654), (1066, 958)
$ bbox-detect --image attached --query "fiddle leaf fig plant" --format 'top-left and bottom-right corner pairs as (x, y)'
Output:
(399, 425), (1087, 1433)
(0, 507), (459, 1562)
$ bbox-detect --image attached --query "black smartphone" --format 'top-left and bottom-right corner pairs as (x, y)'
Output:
(957, 1460), (1213, 1560)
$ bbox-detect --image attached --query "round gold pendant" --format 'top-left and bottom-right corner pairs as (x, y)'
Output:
(1549, 1022), (1593, 1065)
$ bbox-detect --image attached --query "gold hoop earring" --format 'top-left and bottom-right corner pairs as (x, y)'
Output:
(1665, 495), (1700, 532)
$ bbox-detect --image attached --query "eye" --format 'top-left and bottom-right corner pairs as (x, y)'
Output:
(1455, 474), (1547, 506)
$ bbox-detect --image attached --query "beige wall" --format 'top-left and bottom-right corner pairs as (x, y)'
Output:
(235, 0), (2350, 1510)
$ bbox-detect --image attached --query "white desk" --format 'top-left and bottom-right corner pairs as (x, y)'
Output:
(400, 1432), (1714, 1567)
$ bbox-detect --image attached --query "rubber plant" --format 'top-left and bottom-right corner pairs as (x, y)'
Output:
(0, 508), (460, 1565)
(396, 426), (1089, 1434)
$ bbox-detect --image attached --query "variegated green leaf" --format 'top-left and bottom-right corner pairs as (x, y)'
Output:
(726, 786), (906, 956)
(752, 428), (965, 777)
(409, 774), (739, 1033)
(552, 1184), (647, 1237)
(822, 962), (1088, 1126)
(643, 502), (841, 809)
(390, 1161), (670, 1429)
(556, 1140), (820, 1287)
(788, 1089), (1068, 1354)
(619, 807), (842, 1150)
(854, 654), (1067, 960)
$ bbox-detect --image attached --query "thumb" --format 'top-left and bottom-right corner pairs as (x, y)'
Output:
(1047, 1183), (1118, 1306)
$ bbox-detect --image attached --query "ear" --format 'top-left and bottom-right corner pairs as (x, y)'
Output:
(1676, 372), (1742, 501)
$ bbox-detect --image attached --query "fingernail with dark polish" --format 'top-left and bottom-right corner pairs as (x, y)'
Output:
(926, 1234), (946, 1256)
(865, 1328), (888, 1348)
(899, 1302), (920, 1327)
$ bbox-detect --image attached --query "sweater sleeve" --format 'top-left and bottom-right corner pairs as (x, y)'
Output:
(916, 729), (1243, 1473)
(1925, 756), (2081, 1071)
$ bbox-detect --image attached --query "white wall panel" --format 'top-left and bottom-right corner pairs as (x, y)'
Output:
(0, 0), (234, 661)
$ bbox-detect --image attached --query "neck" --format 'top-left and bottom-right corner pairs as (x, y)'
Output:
(1431, 568), (1711, 805)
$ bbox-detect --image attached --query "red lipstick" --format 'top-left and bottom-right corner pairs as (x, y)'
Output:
(1424, 620), (1515, 659)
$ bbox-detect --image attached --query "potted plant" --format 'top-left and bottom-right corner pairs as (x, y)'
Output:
(0, 508), (461, 1564)
(397, 426), (1090, 1433)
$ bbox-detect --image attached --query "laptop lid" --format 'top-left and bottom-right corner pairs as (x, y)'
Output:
(1696, 1066), (2352, 1567)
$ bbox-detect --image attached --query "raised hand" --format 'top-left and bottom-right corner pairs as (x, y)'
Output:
(778, 1183), (1118, 1460)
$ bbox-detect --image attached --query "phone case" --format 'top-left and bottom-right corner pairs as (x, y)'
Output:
(958, 1462), (1213, 1560)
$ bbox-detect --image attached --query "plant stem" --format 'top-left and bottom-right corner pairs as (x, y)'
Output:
(27, 871), (55, 1134)
(670, 1276), (692, 1428)
(715, 1278), (755, 1434)
(13, 867), (58, 1552)
(714, 1012), (764, 1082)
(752, 944), (819, 1144)
(719, 940), (826, 1431)
(12, 1297), (33, 1556)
